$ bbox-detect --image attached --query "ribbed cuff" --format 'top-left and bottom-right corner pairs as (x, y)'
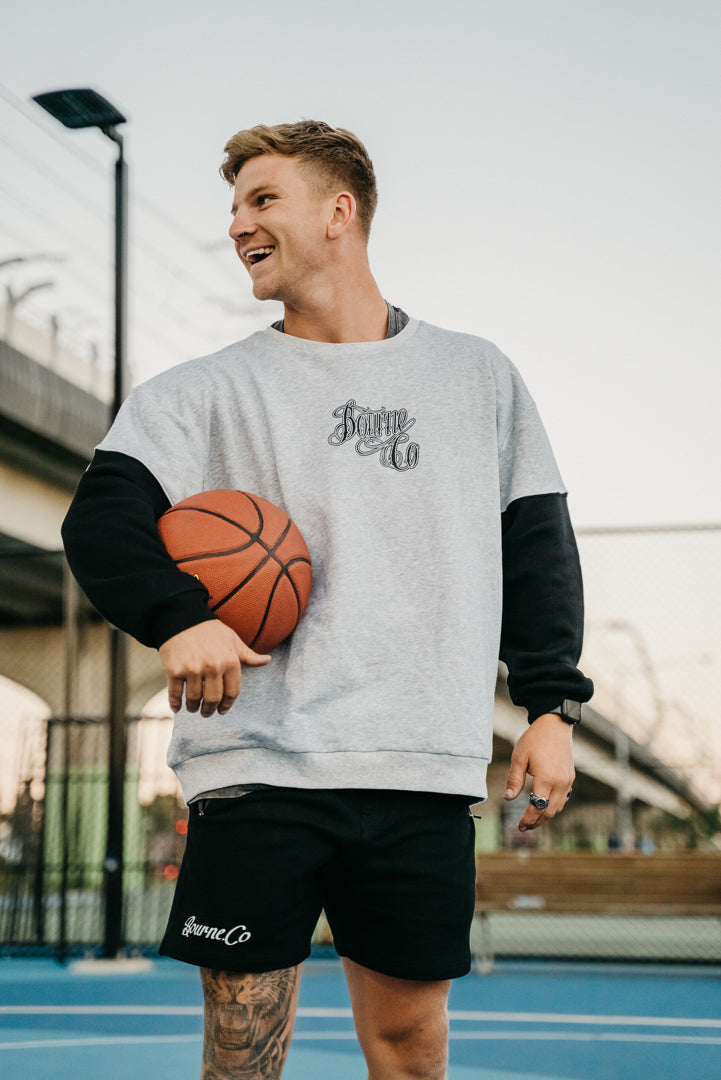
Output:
(149, 594), (217, 649)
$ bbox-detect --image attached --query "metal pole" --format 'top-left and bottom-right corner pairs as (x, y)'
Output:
(57, 559), (80, 960)
(109, 130), (127, 418)
(615, 726), (634, 851)
(29, 88), (130, 959)
(103, 128), (128, 958)
(105, 627), (127, 957)
(63, 559), (80, 719)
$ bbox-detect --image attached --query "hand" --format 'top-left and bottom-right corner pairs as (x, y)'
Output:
(158, 621), (271, 718)
(503, 713), (575, 831)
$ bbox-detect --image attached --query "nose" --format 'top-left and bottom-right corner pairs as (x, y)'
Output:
(229, 209), (256, 243)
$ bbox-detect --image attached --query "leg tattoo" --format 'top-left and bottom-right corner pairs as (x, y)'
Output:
(200, 966), (300, 1079)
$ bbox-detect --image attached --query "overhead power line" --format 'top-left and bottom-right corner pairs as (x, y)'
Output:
(0, 82), (224, 253)
(0, 147), (246, 357)
(0, 105), (254, 350)
(0, 82), (267, 379)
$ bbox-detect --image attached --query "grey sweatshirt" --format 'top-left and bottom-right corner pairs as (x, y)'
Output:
(98, 318), (565, 801)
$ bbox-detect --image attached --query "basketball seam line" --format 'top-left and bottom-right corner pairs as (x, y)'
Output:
(168, 498), (304, 580)
(211, 516), (293, 615)
(211, 522), (311, 650)
(240, 492), (297, 649)
(175, 540), (257, 563)
(251, 561), (293, 649)
(247, 555), (311, 649)
(162, 502), (260, 539)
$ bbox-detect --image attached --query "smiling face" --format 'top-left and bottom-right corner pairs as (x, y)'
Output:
(229, 154), (337, 306)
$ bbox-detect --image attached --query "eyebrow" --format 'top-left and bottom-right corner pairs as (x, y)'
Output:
(230, 183), (277, 215)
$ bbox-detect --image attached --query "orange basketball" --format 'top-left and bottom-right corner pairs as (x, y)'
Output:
(157, 490), (312, 653)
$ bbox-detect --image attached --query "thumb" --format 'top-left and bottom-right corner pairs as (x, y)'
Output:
(504, 758), (527, 801)
(237, 640), (272, 667)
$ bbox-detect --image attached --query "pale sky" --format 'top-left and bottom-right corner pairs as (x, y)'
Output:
(2, 0), (719, 530)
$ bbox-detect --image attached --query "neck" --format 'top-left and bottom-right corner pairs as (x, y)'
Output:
(281, 265), (388, 343)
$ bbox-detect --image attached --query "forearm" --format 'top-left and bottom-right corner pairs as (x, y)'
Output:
(62, 449), (215, 647)
(499, 492), (594, 720)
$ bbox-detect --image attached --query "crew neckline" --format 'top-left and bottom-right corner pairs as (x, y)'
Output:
(261, 316), (421, 352)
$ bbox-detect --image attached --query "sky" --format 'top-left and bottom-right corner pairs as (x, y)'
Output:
(1, 0), (719, 530)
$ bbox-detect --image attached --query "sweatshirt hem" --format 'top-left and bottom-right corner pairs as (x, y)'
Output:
(171, 748), (490, 804)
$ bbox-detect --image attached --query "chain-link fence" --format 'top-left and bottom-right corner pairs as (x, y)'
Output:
(0, 546), (183, 958)
(0, 712), (186, 958)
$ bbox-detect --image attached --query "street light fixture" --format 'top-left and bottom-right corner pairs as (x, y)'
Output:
(32, 87), (129, 960)
(32, 89), (126, 132)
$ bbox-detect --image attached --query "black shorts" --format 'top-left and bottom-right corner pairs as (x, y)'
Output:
(159, 788), (476, 981)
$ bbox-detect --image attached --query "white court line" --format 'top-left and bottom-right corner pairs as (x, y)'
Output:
(0, 1006), (204, 1016)
(448, 1032), (721, 1046)
(447, 1010), (721, 1029)
(1, 1031), (721, 1051)
(299, 1032), (721, 1046)
(0, 1035), (202, 1050)
(1, 1005), (719, 1029)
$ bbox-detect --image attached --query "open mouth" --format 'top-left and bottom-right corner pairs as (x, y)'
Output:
(245, 246), (275, 266)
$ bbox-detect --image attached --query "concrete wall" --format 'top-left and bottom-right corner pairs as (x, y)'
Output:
(0, 460), (71, 550)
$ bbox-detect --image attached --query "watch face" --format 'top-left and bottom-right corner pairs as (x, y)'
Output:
(563, 700), (582, 723)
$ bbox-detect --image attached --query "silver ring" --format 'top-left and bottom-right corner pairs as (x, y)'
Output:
(529, 792), (550, 810)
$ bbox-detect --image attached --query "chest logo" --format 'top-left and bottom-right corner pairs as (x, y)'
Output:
(328, 398), (420, 472)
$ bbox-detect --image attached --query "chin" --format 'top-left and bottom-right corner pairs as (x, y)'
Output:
(251, 281), (279, 303)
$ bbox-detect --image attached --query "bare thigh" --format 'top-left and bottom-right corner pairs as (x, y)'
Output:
(343, 957), (450, 1080)
(200, 966), (301, 1080)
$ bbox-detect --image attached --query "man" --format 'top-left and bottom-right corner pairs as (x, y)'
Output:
(63, 120), (593, 1080)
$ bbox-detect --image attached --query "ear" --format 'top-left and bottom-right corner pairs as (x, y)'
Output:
(326, 192), (356, 239)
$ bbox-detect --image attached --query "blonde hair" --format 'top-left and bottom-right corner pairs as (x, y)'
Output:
(220, 120), (378, 239)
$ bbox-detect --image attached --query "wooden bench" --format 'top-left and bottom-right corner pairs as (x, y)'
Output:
(475, 851), (721, 916)
(473, 851), (721, 969)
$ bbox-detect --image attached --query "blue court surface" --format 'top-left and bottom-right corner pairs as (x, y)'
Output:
(0, 956), (719, 1080)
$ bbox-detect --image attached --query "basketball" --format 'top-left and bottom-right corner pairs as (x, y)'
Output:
(157, 490), (312, 653)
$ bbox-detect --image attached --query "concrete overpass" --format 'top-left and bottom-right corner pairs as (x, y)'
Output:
(0, 332), (163, 717)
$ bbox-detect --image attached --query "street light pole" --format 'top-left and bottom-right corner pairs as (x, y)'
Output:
(104, 124), (128, 961)
(32, 89), (129, 958)
(104, 126), (127, 416)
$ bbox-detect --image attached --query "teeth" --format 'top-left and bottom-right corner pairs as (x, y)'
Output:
(246, 246), (275, 263)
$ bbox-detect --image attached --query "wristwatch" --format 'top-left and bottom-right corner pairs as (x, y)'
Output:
(549, 700), (583, 726)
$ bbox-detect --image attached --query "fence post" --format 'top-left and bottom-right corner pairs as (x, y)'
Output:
(103, 626), (127, 957)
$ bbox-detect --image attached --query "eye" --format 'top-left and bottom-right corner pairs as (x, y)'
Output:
(256, 193), (273, 206)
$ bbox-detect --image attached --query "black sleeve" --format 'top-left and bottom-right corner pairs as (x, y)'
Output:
(61, 449), (216, 648)
(499, 492), (594, 721)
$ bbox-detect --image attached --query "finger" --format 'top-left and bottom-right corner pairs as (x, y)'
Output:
(167, 676), (185, 714)
(217, 663), (242, 715)
(551, 784), (574, 817)
(518, 809), (549, 830)
(520, 775), (575, 830)
(237, 642), (272, 667)
(504, 755), (528, 801)
(545, 767), (575, 818)
(200, 675), (224, 718)
(184, 674), (203, 713)
(517, 788), (554, 831)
